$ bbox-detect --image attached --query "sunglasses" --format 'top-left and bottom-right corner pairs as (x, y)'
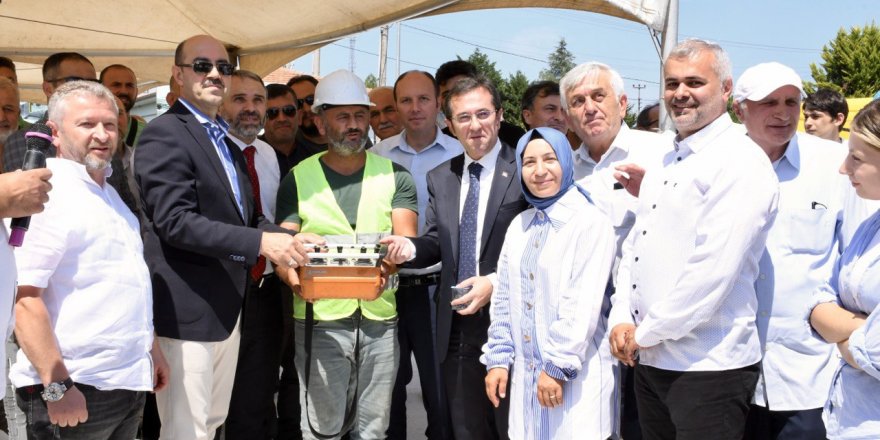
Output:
(266, 105), (297, 119)
(297, 95), (315, 108)
(48, 76), (100, 85)
(176, 60), (235, 76)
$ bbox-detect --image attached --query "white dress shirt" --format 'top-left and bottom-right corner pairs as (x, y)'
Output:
(228, 136), (280, 223)
(460, 140), (501, 278)
(753, 133), (847, 410)
(610, 114), (779, 372)
(482, 188), (616, 439)
(575, 125), (672, 272)
(12, 158), (154, 391)
(812, 210), (880, 439)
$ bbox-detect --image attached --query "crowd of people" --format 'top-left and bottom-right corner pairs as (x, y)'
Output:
(0, 32), (878, 440)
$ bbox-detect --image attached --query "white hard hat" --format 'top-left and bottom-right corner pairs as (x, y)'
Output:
(312, 69), (374, 110)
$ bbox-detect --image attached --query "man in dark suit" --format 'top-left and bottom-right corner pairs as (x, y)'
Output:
(134, 34), (309, 440)
(383, 76), (527, 440)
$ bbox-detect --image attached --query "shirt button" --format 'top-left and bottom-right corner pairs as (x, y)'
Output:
(537, 212), (544, 220)
(642, 230), (647, 236)
(632, 284), (637, 289)
(524, 335), (531, 342)
(634, 309), (639, 315)
(529, 273), (534, 280)
(663, 180), (668, 185)
(652, 204), (657, 209)
(677, 157), (682, 162)
(534, 241), (539, 248)
(527, 303), (533, 310)
(634, 257), (639, 262)
(759, 274), (766, 280)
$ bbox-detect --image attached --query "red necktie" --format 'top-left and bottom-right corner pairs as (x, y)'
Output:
(244, 146), (267, 281)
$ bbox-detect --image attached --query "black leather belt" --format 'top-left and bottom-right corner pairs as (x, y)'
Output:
(398, 272), (441, 288)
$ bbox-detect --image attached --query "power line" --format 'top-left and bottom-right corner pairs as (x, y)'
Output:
(328, 42), (436, 71)
(402, 23), (659, 84)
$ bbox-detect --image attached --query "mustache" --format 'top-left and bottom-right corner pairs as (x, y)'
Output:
(344, 128), (363, 136)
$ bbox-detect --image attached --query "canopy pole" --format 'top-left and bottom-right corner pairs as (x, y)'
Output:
(659, 0), (678, 131)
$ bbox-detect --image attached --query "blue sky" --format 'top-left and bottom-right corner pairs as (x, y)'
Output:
(285, 0), (877, 112)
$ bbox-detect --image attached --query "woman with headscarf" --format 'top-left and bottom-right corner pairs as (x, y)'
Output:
(482, 127), (617, 439)
(810, 99), (880, 439)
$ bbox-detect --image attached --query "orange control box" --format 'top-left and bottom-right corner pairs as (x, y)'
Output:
(298, 265), (383, 301)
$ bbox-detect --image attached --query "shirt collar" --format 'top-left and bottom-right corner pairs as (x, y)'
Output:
(463, 138), (502, 174)
(395, 127), (448, 155)
(527, 187), (581, 231)
(674, 113), (734, 156)
(775, 133), (801, 171)
(227, 133), (255, 151)
(49, 157), (113, 187)
(178, 97), (229, 132)
(572, 125), (632, 166)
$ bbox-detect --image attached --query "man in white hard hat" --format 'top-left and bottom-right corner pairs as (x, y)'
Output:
(275, 69), (419, 439)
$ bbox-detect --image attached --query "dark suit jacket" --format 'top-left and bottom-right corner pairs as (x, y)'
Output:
(409, 143), (528, 362)
(135, 101), (284, 342)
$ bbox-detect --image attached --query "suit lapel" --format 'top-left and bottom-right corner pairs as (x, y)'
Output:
(446, 155), (464, 268)
(178, 109), (246, 224)
(481, 144), (517, 255)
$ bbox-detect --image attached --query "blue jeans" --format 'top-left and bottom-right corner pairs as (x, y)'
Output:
(294, 312), (399, 440)
(16, 383), (145, 440)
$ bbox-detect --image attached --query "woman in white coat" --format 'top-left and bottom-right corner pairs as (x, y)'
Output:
(482, 127), (617, 439)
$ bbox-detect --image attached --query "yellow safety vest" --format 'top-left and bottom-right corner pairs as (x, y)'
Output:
(292, 152), (398, 321)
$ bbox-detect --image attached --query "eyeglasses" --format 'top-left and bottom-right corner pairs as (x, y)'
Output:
(267, 105), (297, 119)
(176, 60), (235, 76)
(452, 109), (497, 125)
(48, 76), (100, 85)
(297, 95), (315, 108)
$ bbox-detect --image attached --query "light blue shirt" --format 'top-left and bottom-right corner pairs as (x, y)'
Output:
(177, 98), (244, 217)
(813, 210), (880, 439)
(373, 128), (463, 233)
(754, 133), (848, 410)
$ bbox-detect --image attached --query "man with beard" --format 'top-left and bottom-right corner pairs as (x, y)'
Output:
(100, 64), (145, 148)
(287, 75), (328, 154)
(275, 69), (418, 439)
(369, 86), (403, 141)
(218, 70), (287, 439)
(135, 35), (309, 440)
(261, 83), (318, 176)
(608, 39), (779, 439)
(12, 80), (169, 439)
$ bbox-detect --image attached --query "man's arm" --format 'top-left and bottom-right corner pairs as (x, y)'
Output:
(15, 286), (88, 427)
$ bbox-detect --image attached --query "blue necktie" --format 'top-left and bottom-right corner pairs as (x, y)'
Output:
(458, 162), (482, 283)
(204, 122), (245, 217)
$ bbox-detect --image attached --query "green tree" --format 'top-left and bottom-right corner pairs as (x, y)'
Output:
(624, 103), (637, 128)
(539, 38), (576, 82)
(501, 71), (530, 129)
(808, 22), (880, 97)
(364, 73), (378, 89)
(466, 49), (504, 89)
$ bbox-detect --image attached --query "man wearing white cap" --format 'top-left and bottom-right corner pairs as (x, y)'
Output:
(733, 62), (847, 440)
(275, 69), (418, 440)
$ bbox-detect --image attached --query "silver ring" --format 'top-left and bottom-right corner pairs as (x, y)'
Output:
(287, 258), (296, 267)
(550, 395), (556, 399)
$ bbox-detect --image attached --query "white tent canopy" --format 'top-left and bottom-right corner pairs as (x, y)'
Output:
(0, 0), (673, 103)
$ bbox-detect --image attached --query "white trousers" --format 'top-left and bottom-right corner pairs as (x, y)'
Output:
(156, 318), (241, 440)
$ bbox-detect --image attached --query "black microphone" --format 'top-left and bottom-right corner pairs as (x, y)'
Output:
(9, 123), (53, 247)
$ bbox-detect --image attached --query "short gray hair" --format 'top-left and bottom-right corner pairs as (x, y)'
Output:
(560, 62), (625, 112)
(48, 80), (118, 127)
(664, 38), (732, 84)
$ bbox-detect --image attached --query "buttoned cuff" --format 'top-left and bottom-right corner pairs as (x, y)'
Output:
(486, 272), (498, 292)
(544, 362), (577, 381)
(634, 322), (661, 348)
(405, 238), (417, 262)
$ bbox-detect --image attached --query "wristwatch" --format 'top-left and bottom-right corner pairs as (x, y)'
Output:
(40, 377), (74, 402)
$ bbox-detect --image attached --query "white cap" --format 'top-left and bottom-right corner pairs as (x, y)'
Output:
(733, 62), (804, 103)
(312, 69), (373, 109)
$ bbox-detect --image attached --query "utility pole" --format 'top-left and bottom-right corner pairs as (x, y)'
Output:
(311, 49), (320, 76)
(632, 83), (646, 112)
(378, 25), (389, 86)
(349, 37), (356, 72)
